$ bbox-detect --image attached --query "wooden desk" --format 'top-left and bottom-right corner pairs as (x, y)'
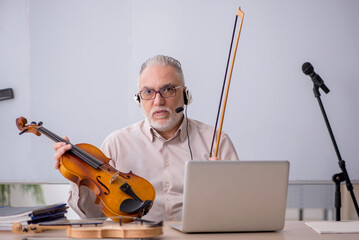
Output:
(0, 221), (358, 239)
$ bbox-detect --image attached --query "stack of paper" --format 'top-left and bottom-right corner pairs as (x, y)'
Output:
(0, 203), (68, 230)
(305, 221), (359, 234)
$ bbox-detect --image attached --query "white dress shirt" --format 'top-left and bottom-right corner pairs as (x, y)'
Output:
(68, 117), (238, 221)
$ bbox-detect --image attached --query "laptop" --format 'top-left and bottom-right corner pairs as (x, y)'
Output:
(171, 160), (290, 233)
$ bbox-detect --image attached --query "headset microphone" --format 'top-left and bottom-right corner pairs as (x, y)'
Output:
(175, 107), (184, 113)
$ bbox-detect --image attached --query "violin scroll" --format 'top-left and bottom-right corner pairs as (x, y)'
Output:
(16, 116), (42, 136)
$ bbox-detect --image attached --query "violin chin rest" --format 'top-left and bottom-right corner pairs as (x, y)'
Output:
(120, 199), (153, 215)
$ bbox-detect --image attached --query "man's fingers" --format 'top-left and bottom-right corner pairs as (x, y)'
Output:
(53, 137), (72, 169)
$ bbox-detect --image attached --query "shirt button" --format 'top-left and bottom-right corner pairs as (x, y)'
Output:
(165, 182), (170, 188)
(165, 161), (170, 167)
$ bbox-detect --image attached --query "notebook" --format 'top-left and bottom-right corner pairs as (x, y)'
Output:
(171, 160), (290, 233)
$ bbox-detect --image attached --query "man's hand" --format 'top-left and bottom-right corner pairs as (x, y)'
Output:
(209, 156), (221, 161)
(53, 136), (72, 169)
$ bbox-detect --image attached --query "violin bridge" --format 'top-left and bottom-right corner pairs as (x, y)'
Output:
(110, 172), (120, 183)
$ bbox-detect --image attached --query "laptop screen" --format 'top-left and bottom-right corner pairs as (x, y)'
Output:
(175, 160), (289, 233)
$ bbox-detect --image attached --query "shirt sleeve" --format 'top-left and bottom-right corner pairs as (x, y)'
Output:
(218, 132), (239, 160)
(66, 136), (116, 219)
(67, 181), (106, 219)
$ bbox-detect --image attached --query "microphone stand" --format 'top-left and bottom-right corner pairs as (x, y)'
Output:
(312, 84), (359, 221)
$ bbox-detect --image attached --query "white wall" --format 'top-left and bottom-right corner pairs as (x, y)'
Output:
(1, 0), (359, 183)
(0, 0), (32, 180)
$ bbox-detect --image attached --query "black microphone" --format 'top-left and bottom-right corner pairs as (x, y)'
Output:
(175, 107), (184, 113)
(302, 62), (330, 94)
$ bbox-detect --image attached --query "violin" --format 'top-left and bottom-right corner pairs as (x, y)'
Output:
(16, 117), (156, 223)
(12, 218), (163, 238)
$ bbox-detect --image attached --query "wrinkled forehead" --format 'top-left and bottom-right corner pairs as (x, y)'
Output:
(138, 65), (183, 90)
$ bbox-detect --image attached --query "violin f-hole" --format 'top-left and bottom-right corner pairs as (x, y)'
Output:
(96, 176), (110, 195)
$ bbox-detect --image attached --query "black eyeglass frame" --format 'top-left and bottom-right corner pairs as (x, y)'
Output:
(137, 86), (182, 100)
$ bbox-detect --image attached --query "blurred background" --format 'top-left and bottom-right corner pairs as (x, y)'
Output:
(1, 0), (358, 220)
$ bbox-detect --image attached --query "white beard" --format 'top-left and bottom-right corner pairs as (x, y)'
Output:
(143, 106), (183, 132)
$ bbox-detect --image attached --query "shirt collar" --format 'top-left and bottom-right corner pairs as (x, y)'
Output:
(143, 116), (187, 142)
(178, 117), (188, 142)
(143, 118), (155, 142)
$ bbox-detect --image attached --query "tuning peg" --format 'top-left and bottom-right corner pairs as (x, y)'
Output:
(38, 121), (43, 126)
(31, 121), (37, 125)
(19, 129), (28, 135)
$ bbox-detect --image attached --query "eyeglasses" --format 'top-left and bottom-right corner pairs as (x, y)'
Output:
(138, 86), (182, 100)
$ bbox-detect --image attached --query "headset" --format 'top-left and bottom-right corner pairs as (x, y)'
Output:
(134, 88), (193, 160)
(183, 89), (193, 106)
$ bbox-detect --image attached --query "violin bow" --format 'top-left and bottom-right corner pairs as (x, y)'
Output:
(209, 7), (244, 158)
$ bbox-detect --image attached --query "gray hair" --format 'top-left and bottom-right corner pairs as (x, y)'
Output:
(139, 55), (185, 86)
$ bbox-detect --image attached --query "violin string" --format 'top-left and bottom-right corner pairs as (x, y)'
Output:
(38, 127), (91, 165)
(38, 126), (125, 184)
(88, 216), (160, 225)
(66, 145), (125, 183)
(38, 126), (65, 143)
(76, 216), (161, 227)
(39, 126), (105, 168)
(97, 165), (126, 184)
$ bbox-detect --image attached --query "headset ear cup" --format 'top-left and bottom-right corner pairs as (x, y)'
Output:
(183, 91), (188, 105)
(183, 89), (192, 105)
(134, 94), (141, 106)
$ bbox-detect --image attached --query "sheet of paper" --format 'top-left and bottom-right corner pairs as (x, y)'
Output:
(305, 221), (359, 234)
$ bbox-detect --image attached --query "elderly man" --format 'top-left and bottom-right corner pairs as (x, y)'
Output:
(54, 55), (238, 221)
